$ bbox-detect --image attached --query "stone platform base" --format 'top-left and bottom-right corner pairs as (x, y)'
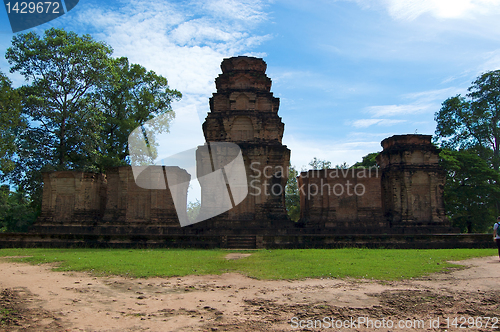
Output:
(0, 233), (494, 249)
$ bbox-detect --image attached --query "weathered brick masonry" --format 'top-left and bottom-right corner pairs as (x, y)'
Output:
(299, 134), (453, 234)
(2, 56), (482, 249)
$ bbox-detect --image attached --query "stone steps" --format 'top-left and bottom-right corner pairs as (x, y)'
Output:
(226, 235), (256, 249)
(0, 233), (494, 249)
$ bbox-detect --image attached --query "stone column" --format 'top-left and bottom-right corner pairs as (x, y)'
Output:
(377, 134), (449, 232)
(199, 56), (292, 231)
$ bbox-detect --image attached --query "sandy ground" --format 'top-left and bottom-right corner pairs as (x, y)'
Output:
(0, 254), (499, 332)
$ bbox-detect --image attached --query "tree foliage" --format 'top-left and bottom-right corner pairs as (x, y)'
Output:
(2, 28), (181, 212)
(187, 199), (201, 223)
(435, 70), (500, 232)
(5, 29), (113, 207)
(6, 28), (112, 170)
(0, 185), (37, 233)
(0, 71), (24, 176)
(308, 157), (332, 170)
(435, 70), (500, 170)
(285, 165), (300, 222)
(95, 56), (180, 169)
(439, 149), (500, 233)
(352, 152), (379, 168)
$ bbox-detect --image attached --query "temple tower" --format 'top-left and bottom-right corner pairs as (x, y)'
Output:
(377, 134), (451, 233)
(199, 56), (291, 230)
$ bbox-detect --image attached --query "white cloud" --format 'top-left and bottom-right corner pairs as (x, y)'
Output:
(284, 134), (381, 169)
(200, 0), (269, 23)
(170, 19), (247, 46)
(362, 87), (464, 120)
(352, 119), (384, 128)
(71, 0), (270, 98)
(354, 0), (500, 21)
(366, 104), (433, 117)
(345, 87), (463, 138)
(440, 71), (473, 84)
(348, 0), (500, 21)
(351, 118), (407, 128)
(402, 87), (463, 102)
(479, 49), (500, 72)
(269, 68), (376, 99)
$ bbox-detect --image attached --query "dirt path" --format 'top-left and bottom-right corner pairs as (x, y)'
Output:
(0, 256), (499, 331)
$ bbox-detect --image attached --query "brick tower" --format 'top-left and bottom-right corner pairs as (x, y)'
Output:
(377, 134), (453, 233)
(198, 56), (291, 231)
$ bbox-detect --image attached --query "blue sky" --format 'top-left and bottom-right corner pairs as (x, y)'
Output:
(2, 0), (500, 170)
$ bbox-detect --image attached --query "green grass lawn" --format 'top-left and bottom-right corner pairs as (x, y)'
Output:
(0, 248), (496, 281)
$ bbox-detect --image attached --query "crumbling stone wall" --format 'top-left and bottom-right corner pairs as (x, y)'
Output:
(377, 135), (447, 231)
(34, 166), (188, 230)
(299, 134), (452, 234)
(37, 171), (107, 224)
(298, 167), (385, 231)
(102, 166), (189, 226)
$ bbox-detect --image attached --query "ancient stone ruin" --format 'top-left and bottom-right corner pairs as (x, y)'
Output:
(198, 56), (290, 230)
(24, 56), (462, 249)
(299, 134), (449, 234)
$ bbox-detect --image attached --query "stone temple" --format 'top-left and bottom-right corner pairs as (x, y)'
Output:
(197, 56), (290, 230)
(299, 135), (448, 234)
(8, 56), (472, 249)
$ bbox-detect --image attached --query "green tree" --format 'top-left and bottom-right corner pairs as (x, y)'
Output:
(0, 185), (37, 233)
(5, 28), (113, 207)
(0, 71), (24, 176)
(308, 157), (332, 170)
(435, 70), (500, 170)
(95, 57), (181, 169)
(187, 199), (201, 223)
(352, 152), (379, 168)
(439, 149), (500, 233)
(6, 28), (112, 170)
(4, 28), (180, 212)
(285, 165), (300, 222)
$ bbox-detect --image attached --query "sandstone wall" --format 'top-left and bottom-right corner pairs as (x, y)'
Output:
(37, 171), (106, 225)
(299, 168), (385, 230)
(377, 135), (447, 230)
(34, 166), (188, 229)
(298, 134), (453, 234)
(102, 166), (189, 226)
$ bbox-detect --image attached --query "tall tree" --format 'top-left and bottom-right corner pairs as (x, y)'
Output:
(4, 28), (113, 208)
(6, 28), (112, 171)
(4, 28), (181, 212)
(435, 70), (500, 227)
(95, 56), (181, 169)
(352, 152), (379, 168)
(0, 71), (24, 177)
(439, 149), (500, 233)
(435, 70), (500, 170)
